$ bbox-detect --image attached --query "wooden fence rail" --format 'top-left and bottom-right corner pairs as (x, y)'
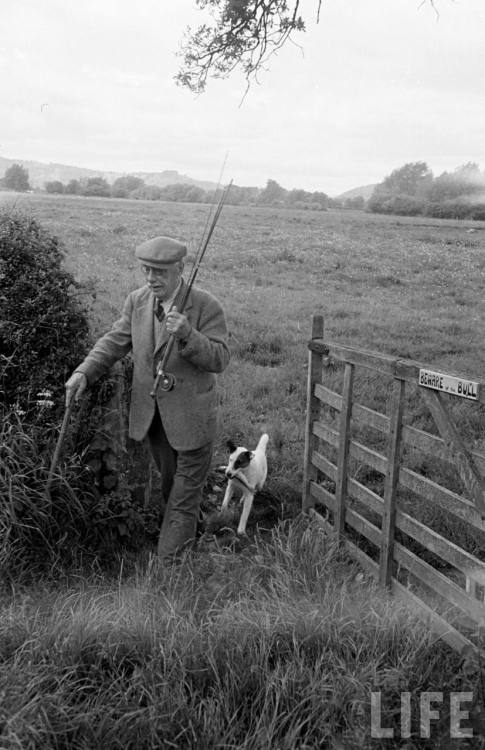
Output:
(303, 315), (485, 654)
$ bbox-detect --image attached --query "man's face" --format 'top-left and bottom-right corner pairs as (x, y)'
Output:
(141, 262), (182, 300)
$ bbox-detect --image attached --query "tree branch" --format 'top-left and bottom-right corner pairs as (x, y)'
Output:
(176, 0), (306, 93)
(176, 0), (443, 93)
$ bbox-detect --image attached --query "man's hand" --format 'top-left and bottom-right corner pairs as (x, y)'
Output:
(166, 306), (192, 341)
(65, 372), (87, 406)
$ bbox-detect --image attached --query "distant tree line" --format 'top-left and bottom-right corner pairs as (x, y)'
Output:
(0, 164), (358, 211)
(367, 162), (485, 221)
(327, 195), (366, 211)
(4, 159), (485, 219)
(40, 174), (330, 210)
(0, 165), (330, 209)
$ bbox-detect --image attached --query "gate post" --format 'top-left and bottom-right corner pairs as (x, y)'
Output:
(302, 314), (324, 511)
(334, 363), (355, 538)
(379, 378), (405, 587)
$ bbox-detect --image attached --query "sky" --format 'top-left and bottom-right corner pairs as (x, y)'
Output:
(1, 0), (484, 196)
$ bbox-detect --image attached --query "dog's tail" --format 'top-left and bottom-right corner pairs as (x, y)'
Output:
(256, 433), (269, 453)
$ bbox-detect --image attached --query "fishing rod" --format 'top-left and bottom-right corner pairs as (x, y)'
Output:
(150, 179), (233, 397)
(44, 396), (77, 499)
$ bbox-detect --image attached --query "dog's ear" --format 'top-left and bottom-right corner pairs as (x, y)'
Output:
(227, 439), (237, 454)
(235, 450), (252, 469)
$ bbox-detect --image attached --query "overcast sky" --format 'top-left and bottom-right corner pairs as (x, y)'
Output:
(1, 0), (484, 195)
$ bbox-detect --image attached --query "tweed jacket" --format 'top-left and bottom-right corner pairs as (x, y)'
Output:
(75, 280), (230, 450)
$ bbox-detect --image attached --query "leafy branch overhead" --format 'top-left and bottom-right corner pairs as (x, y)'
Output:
(176, 0), (312, 93)
(176, 0), (440, 93)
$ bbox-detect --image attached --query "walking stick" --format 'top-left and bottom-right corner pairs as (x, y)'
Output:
(150, 179), (233, 397)
(45, 396), (77, 497)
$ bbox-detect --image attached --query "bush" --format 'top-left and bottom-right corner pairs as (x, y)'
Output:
(367, 190), (391, 214)
(425, 200), (465, 220)
(0, 208), (90, 422)
(130, 185), (163, 201)
(45, 180), (65, 194)
(65, 179), (81, 195)
(110, 175), (145, 198)
(82, 177), (111, 197)
(402, 198), (485, 221)
(367, 192), (426, 217)
(382, 194), (426, 216)
(469, 203), (485, 221)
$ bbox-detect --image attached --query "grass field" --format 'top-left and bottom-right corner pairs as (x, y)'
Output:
(4, 191), (485, 483)
(1, 192), (485, 747)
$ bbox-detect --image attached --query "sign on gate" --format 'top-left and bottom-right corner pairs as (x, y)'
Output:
(418, 369), (480, 401)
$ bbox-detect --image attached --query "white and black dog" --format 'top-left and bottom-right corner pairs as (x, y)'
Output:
(221, 433), (269, 535)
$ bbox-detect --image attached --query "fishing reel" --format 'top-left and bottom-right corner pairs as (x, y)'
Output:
(158, 372), (176, 392)
(150, 369), (176, 397)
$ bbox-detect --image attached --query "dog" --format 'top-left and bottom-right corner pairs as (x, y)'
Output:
(221, 433), (269, 535)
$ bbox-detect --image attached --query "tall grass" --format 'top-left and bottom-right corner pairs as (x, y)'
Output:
(0, 518), (471, 749)
(0, 405), (100, 578)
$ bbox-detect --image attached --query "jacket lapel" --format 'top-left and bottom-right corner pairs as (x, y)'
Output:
(136, 286), (156, 358)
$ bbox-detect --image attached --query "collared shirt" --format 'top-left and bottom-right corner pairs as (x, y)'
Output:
(153, 279), (183, 319)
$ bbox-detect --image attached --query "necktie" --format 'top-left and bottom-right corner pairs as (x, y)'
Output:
(154, 299), (165, 322)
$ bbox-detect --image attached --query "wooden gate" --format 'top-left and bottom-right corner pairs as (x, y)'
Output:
(303, 315), (485, 653)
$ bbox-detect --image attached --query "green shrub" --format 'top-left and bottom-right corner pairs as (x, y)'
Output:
(0, 209), (157, 575)
(423, 199), (485, 220)
(0, 391), (159, 578)
(468, 202), (485, 221)
(367, 190), (391, 213)
(0, 208), (90, 422)
(379, 194), (426, 216)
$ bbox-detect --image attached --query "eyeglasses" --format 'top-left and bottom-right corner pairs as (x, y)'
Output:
(140, 264), (171, 278)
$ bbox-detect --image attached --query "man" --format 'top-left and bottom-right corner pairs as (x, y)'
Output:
(65, 236), (230, 563)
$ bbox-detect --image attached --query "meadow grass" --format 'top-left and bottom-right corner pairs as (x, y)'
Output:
(0, 518), (472, 749)
(4, 195), (485, 562)
(4, 192), (485, 497)
(2, 193), (485, 746)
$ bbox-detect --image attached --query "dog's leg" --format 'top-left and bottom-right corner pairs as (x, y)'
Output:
(237, 491), (254, 535)
(221, 480), (235, 510)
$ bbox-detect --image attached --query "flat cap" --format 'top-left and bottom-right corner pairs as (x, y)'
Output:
(135, 236), (187, 267)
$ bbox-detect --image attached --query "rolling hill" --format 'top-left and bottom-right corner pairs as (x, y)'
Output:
(336, 184), (377, 201)
(0, 155), (218, 191)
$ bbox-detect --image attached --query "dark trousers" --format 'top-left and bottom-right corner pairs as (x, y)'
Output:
(147, 406), (212, 563)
